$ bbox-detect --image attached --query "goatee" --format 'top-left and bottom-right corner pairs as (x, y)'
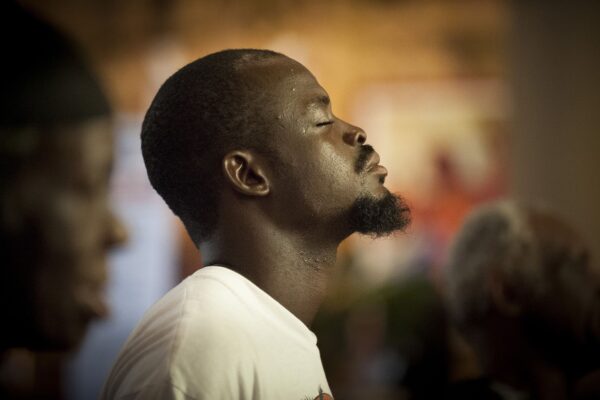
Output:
(349, 190), (411, 237)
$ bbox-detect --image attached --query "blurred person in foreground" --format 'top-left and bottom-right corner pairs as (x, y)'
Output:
(0, 2), (126, 395)
(444, 200), (600, 400)
(101, 49), (411, 399)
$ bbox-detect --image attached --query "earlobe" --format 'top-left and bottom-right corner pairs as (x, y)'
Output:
(222, 150), (270, 196)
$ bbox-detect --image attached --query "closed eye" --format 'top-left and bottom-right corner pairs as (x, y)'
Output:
(316, 121), (334, 127)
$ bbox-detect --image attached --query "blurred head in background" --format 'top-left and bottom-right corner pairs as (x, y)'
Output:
(445, 200), (600, 397)
(0, 2), (126, 351)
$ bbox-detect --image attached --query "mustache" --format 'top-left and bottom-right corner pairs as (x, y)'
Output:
(354, 144), (375, 173)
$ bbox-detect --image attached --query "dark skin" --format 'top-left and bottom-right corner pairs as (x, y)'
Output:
(1, 118), (127, 351)
(200, 57), (388, 326)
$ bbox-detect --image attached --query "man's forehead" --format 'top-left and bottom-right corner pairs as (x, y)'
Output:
(243, 57), (318, 87)
(233, 57), (332, 125)
(240, 56), (303, 79)
(277, 67), (329, 105)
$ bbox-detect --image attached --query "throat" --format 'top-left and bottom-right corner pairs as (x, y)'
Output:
(200, 234), (338, 327)
(298, 249), (336, 272)
(261, 261), (334, 327)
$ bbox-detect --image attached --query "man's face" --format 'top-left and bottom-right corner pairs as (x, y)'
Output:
(6, 117), (126, 349)
(253, 58), (409, 239)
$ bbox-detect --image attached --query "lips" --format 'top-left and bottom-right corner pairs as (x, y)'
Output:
(75, 284), (109, 319)
(365, 152), (380, 171)
(365, 151), (388, 177)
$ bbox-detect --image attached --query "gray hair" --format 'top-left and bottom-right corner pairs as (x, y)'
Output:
(444, 200), (550, 331)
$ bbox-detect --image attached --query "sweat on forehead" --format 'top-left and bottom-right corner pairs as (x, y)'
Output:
(232, 53), (308, 88)
(233, 50), (286, 68)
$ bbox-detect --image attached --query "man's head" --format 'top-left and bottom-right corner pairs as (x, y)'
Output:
(142, 49), (410, 246)
(0, 3), (125, 350)
(445, 200), (600, 374)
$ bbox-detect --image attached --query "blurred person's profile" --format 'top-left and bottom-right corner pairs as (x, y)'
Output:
(0, 1), (126, 355)
(101, 49), (411, 399)
(444, 200), (600, 400)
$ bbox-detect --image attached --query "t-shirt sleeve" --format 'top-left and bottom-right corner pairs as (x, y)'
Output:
(113, 381), (197, 400)
(165, 299), (260, 400)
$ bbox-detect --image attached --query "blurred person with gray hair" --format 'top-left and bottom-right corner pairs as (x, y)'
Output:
(444, 200), (600, 400)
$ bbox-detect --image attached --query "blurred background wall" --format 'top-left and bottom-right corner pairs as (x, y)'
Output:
(17, 0), (598, 398)
(510, 1), (600, 263)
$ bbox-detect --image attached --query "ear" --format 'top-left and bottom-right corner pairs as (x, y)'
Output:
(222, 150), (270, 197)
(488, 269), (522, 317)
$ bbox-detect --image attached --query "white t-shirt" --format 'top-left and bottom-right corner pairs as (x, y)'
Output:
(101, 266), (333, 400)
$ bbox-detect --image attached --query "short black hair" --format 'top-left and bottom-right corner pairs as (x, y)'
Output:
(0, 2), (110, 126)
(141, 49), (285, 244)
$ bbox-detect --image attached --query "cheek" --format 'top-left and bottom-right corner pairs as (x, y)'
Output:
(322, 143), (362, 190)
(32, 193), (110, 344)
(275, 134), (360, 219)
(37, 191), (111, 301)
(305, 146), (360, 210)
(43, 192), (109, 255)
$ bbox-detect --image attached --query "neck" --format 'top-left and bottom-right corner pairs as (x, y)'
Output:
(199, 215), (340, 327)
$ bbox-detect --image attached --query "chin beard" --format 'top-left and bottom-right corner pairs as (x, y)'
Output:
(349, 190), (411, 237)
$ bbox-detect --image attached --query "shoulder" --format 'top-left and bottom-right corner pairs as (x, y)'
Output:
(135, 266), (248, 332)
(128, 267), (255, 356)
(165, 268), (263, 397)
(103, 268), (260, 399)
(170, 269), (259, 358)
(109, 380), (197, 400)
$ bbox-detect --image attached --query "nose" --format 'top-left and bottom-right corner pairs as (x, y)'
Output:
(105, 211), (128, 249)
(342, 125), (367, 146)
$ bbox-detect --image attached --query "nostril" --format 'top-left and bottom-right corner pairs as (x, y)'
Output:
(356, 130), (367, 145)
(343, 127), (368, 146)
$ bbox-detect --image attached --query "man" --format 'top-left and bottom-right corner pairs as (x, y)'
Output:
(444, 201), (600, 400)
(102, 49), (410, 399)
(0, 2), (126, 352)
(0, 2), (127, 397)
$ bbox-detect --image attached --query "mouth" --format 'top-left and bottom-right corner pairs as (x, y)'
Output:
(75, 284), (109, 320)
(365, 152), (388, 181)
